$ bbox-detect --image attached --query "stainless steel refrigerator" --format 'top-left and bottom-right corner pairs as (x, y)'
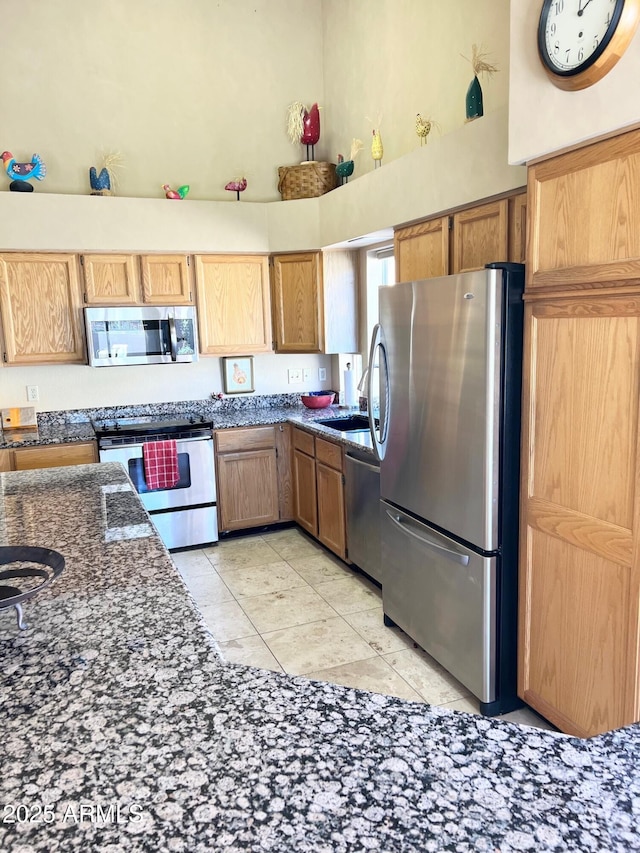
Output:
(367, 263), (524, 715)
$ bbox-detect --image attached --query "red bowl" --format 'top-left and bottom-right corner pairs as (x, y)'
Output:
(301, 393), (335, 409)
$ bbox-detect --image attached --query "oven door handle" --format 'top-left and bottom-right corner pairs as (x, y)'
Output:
(168, 316), (178, 362)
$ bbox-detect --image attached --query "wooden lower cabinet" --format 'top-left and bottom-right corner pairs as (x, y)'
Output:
(316, 461), (346, 559)
(293, 446), (318, 536)
(292, 427), (347, 560)
(11, 441), (98, 471)
(519, 292), (640, 737)
(0, 449), (13, 472)
(215, 425), (291, 533)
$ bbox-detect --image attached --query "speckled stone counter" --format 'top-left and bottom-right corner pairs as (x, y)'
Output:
(1, 395), (376, 456)
(1, 464), (639, 852)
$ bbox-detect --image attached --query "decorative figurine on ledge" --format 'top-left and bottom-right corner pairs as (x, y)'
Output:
(366, 114), (383, 168)
(224, 176), (247, 200)
(336, 138), (363, 185)
(2, 151), (47, 192)
(162, 183), (189, 199)
(286, 101), (321, 162)
(89, 152), (123, 196)
(462, 44), (499, 121)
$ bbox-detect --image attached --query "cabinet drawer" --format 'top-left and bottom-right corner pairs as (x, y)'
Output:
(215, 426), (275, 453)
(13, 442), (98, 471)
(293, 428), (315, 457)
(315, 437), (343, 471)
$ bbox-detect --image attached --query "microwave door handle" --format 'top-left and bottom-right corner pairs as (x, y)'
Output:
(385, 510), (470, 566)
(168, 316), (178, 362)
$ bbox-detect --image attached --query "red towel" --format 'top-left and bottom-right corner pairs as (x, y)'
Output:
(142, 440), (180, 490)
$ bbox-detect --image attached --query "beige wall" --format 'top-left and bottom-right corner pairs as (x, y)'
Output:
(509, 1), (640, 164)
(0, 0), (527, 413)
(0, 0), (324, 202)
(322, 0), (511, 178)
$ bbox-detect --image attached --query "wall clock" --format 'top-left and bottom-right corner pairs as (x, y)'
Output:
(538, 0), (640, 90)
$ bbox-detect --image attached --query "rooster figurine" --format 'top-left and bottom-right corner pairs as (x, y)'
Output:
(286, 101), (321, 162)
(224, 177), (247, 201)
(162, 183), (189, 200)
(89, 153), (122, 196)
(2, 151), (47, 192)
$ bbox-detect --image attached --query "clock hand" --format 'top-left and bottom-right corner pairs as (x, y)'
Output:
(578, 0), (593, 15)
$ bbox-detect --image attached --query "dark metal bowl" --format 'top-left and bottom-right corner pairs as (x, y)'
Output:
(0, 546), (65, 630)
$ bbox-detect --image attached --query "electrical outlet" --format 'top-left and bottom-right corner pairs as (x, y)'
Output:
(26, 385), (39, 402)
(302, 368), (312, 383)
(288, 368), (302, 384)
(318, 367), (327, 381)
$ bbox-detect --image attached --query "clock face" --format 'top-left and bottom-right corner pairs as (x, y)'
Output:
(538, 0), (624, 75)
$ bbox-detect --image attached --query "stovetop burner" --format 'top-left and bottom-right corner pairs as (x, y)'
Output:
(92, 415), (213, 437)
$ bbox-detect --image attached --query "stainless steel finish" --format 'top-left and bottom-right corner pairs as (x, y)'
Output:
(168, 316), (178, 362)
(345, 451), (381, 583)
(379, 269), (502, 551)
(151, 506), (219, 551)
(381, 500), (496, 702)
(384, 509), (469, 565)
(84, 305), (198, 367)
(99, 436), (216, 512)
(98, 430), (218, 549)
(367, 323), (389, 461)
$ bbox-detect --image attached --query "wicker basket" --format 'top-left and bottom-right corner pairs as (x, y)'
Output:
(277, 162), (338, 200)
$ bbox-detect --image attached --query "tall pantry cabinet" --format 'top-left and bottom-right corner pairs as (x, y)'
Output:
(518, 128), (640, 737)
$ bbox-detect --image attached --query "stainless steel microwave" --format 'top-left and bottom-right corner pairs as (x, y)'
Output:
(84, 306), (199, 367)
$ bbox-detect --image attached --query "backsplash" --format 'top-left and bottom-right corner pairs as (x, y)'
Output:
(37, 393), (314, 426)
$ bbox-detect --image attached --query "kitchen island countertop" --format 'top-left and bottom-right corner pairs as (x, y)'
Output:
(0, 463), (638, 852)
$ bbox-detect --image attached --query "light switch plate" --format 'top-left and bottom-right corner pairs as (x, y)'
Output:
(288, 368), (303, 384)
(319, 367), (327, 381)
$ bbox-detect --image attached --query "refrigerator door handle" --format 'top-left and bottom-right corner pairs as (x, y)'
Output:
(385, 509), (470, 566)
(367, 323), (389, 461)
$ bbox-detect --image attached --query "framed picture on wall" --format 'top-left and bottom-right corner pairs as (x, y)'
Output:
(222, 356), (255, 394)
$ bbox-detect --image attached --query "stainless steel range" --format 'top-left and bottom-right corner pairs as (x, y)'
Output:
(92, 415), (218, 550)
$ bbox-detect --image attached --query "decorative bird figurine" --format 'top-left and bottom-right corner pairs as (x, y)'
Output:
(2, 151), (46, 192)
(415, 114), (432, 146)
(162, 183), (189, 200)
(371, 129), (384, 167)
(286, 101), (321, 162)
(224, 176), (247, 200)
(335, 139), (363, 185)
(415, 114), (441, 147)
(88, 153), (123, 196)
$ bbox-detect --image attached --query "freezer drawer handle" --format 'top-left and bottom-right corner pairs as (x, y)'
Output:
(385, 510), (470, 566)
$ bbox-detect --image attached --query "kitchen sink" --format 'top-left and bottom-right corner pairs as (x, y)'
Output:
(314, 415), (371, 432)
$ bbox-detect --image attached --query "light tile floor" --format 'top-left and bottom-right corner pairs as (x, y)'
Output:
(172, 527), (557, 731)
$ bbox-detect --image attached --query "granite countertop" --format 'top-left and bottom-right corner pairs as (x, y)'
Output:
(0, 463), (638, 852)
(0, 403), (376, 456)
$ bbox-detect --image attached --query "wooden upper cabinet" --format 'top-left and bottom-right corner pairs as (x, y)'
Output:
(271, 252), (323, 353)
(322, 250), (358, 353)
(508, 192), (527, 264)
(394, 216), (449, 282)
(528, 128), (640, 292)
(82, 254), (140, 304)
(194, 255), (272, 355)
(452, 199), (509, 274)
(0, 253), (85, 365)
(82, 254), (192, 305)
(140, 254), (192, 304)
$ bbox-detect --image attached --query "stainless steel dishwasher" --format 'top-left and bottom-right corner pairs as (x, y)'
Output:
(345, 448), (381, 583)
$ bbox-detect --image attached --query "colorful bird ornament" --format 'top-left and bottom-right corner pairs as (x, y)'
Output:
(286, 102), (321, 162)
(224, 177), (247, 200)
(335, 139), (363, 185)
(162, 183), (189, 200)
(2, 151), (47, 192)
